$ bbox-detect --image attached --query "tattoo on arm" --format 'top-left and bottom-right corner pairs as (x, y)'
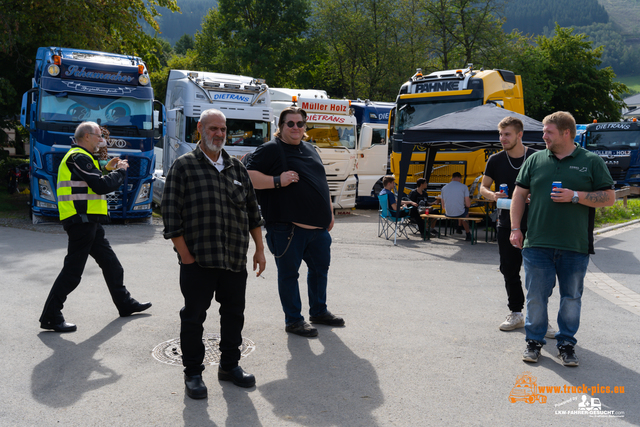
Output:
(585, 191), (611, 203)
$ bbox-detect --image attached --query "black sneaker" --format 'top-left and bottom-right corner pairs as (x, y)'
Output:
(285, 320), (318, 337)
(309, 311), (345, 326)
(465, 232), (472, 241)
(522, 340), (542, 363)
(557, 344), (579, 367)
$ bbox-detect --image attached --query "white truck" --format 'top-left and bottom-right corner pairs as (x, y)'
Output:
(269, 88), (358, 209)
(153, 70), (273, 205)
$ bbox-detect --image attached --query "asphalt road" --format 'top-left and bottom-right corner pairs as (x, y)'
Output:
(0, 212), (638, 426)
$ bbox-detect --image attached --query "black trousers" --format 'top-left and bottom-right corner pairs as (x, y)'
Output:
(179, 263), (247, 376)
(497, 227), (525, 313)
(40, 222), (132, 324)
(409, 208), (425, 235)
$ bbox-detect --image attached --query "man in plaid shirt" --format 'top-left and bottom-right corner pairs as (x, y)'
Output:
(162, 109), (266, 400)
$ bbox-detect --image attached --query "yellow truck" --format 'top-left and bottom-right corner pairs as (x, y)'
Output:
(389, 64), (524, 199)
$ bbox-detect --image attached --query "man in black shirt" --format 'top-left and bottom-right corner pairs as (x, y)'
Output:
(246, 107), (344, 338)
(480, 117), (554, 337)
(408, 178), (435, 236)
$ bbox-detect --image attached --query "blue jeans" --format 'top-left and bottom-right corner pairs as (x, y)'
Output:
(522, 247), (589, 347)
(265, 224), (331, 325)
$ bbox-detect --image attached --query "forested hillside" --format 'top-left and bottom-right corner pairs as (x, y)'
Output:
(503, 0), (608, 35)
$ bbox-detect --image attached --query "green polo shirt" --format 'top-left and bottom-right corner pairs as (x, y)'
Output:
(515, 144), (613, 254)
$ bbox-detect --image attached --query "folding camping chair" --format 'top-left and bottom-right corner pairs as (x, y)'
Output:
(377, 193), (411, 244)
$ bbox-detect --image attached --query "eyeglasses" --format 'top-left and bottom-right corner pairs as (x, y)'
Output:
(88, 133), (105, 138)
(285, 121), (306, 128)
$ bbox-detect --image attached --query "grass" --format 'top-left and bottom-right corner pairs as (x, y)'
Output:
(0, 189), (30, 218)
(594, 198), (640, 228)
(616, 76), (640, 95)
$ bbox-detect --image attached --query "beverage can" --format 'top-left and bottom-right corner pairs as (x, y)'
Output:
(499, 183), (509, 198)
(552, 181), (562, 192)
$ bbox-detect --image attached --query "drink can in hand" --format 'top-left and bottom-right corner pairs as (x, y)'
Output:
(499, 183), (509, 197)
(552, 181), (562, 192)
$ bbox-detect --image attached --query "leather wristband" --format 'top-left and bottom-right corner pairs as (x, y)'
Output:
(273, 175), (281, 189)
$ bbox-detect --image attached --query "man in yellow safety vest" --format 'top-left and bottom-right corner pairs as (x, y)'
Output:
(39, 121), (151, 332)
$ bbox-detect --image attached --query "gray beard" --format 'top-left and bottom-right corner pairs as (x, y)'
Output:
(203, 134), (225, 153)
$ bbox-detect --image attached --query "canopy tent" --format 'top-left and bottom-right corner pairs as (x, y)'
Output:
(397, 104), (547, 210)
(388, 104), (546, 245)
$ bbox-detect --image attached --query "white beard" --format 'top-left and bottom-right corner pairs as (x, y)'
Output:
(203, 133), (225, 153)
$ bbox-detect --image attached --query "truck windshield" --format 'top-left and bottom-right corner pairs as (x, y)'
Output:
(585, 130), (640, 151)
(185, 117), (271, 146)
(39, 90), (153, 129)
(305, 124), (356, 149)
(395, 99), (483, 132)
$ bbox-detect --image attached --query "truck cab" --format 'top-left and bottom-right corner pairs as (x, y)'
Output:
(154, 70), (273, 204)
(350, 100), (395, 207)
(269, 88), (357, 209)
(583, 120), (640, 188)
(20, 47), (162, 222)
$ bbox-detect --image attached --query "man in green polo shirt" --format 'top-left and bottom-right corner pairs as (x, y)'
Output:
(510, 111), (614, 367)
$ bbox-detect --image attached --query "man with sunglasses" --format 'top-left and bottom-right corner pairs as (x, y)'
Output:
(246, 107), (344, 337)
(40, 121), (152, 333)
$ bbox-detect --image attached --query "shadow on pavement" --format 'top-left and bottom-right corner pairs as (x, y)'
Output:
(31, 317), (140, 407)
(259, 328), (383, 426)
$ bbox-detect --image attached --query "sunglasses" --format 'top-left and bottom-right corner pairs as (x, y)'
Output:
(285, 121), (306, 128)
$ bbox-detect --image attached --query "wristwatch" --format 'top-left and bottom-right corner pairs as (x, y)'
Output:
(571, 191), (579, 204)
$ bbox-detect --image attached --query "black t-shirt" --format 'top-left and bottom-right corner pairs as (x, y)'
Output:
(246, 138), (332, 228)
(408, 188), (431, 206)
(483, 147), (535, 229)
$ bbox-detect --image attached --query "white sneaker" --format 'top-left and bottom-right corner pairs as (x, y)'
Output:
(545, 323), (557, 339)
(499, 312), (525, 331)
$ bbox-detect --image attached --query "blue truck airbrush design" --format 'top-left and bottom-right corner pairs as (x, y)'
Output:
(20, 47), (164, 222)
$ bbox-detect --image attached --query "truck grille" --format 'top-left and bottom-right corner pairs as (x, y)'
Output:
(45, 153), (149, 178)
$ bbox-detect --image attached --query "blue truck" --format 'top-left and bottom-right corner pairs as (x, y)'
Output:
(20, 47), (163, 223)
(583, 120), (640, 188)
(349, 100), (395, 207)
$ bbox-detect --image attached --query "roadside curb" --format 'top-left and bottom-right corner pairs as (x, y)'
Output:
(594, 219), (640, 235)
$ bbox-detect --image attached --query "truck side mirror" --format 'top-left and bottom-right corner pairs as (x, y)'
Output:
(360, 125), (372, 150)
(166, 109), (179, 139)
(20, 89), (37, 128)
(153, 100), (165, 141)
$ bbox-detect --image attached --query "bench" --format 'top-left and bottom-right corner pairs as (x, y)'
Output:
(420, 213), (483, 245)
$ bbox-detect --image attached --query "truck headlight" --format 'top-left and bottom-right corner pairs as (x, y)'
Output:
(135, 183), (151, 203)
(346, 183), (357, 191)
(39, 178), (55, 201)
(138, 74), (150, 85)
(47, 64), (60, 76)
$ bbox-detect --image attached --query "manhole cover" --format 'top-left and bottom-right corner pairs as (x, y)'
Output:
(152, 333), (255, 366)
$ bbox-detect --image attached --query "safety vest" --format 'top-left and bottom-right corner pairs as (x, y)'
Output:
(57, 147), (108, 220)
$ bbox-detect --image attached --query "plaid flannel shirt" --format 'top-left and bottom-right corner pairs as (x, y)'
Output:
(161, 144), (263, 271)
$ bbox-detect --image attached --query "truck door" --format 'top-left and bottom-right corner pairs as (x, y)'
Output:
(357, 123), (389, 195)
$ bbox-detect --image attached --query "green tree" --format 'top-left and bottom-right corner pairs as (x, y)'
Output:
(0, 0), (179, 151)
(194, 0), (312, 86)
(422, 0), (508, 70)
(533, 24), (627, 122)
(175, 34), (196, 55)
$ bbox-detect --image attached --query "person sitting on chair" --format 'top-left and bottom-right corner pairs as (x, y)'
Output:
(379, 175), (413, 216)
(440, 172), (472, 241)
(408, 178), (438, 236)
